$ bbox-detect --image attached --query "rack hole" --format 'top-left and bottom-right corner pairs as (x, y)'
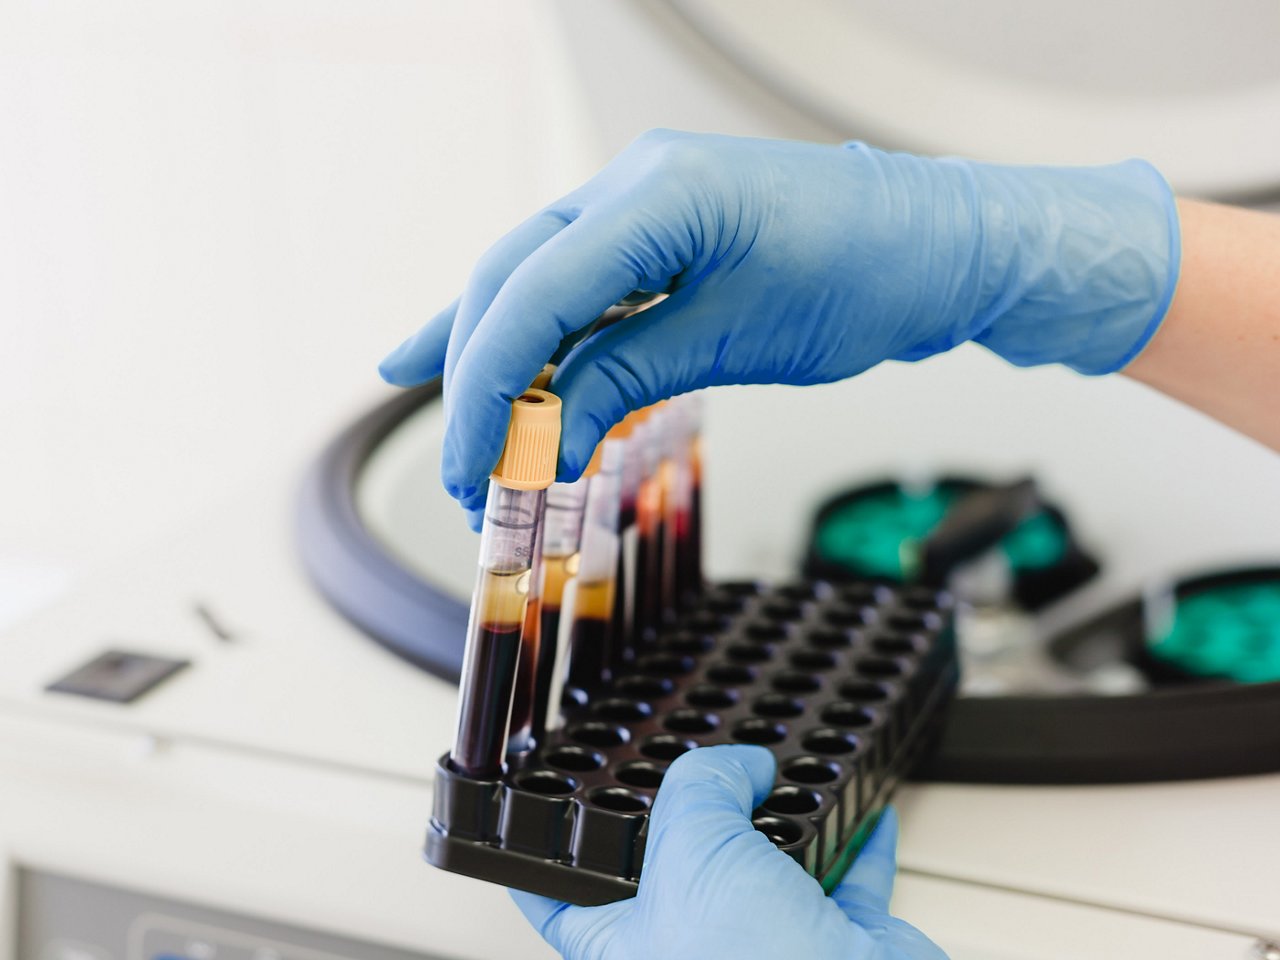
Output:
(838, 681), (890, 702)
(857, 658), (905, 679)
(614, 761), (666, 789)
(569, 721), (630, 748)
(802, 728), (859, 755)
(874, 635), (925, 656)
(762, 786), (822, 816)
(703, 594), (747, 615)
(753, 815), (803, 846)
(840, 583), (890, 606)
(707, 663), (756, 686)
(733, 719), (787, 744)
(781, 757), (840, 784)
(544, 746), (605, 772)
(561, 686), (589, 711)
(640, 735), (696, 760)
(744, 620), (788, 642)
(753, 693), (805, 718)
(685, 610), (730, 633)
(760, 600), (805, 622)
(888, 611), (941, 632)
(593, 698), (652, 722)
(664, 709), (719, 734)
(726, 642), (774, 663)
(772, 671), (822, 694)
(614, 675), (674, 700)
(901, 587), (950, 610)
(686, 684), (738, 709)
(590, 787), (651, 813)
(790, 649), (838, 671)
(515, 771), (578, 796)
(661, 631), (714, 655)
(825, 603), (875, 627)
(821, 702), (876, 728)
(635, 653), (696, 677)
(807, 626), (855, 649)
(911, 586), (952, 609)
(775, 582), (823, 602)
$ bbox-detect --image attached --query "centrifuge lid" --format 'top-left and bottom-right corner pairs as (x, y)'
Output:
(297, 381), (470, 681)
(660, 0), (1280, 199)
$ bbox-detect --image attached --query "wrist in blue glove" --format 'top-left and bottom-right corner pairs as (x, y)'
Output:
(379, 130), (1179, 528)
(510, 745), (947, 960)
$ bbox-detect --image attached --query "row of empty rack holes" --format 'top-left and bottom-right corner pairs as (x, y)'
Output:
(514, 678), (897, 810)
(565, 712), (875, 757)
(500, 586), (942, 823)
(689, 592), (945, 633)
(515, 739), (857, 821)
(627, 611), (935, 680)
(637, 622), (930, 665)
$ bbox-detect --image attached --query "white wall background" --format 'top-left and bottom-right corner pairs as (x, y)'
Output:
(0, 1), (595, 619)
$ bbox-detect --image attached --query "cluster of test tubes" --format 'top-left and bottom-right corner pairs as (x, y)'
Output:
(449, 379), (707, 779)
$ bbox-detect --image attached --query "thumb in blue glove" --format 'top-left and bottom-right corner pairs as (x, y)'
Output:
(511, 744), (947, 960)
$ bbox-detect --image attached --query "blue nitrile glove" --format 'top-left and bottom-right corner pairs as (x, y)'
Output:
(380, 130), (1179, 527)
(510, 745), (947, 960)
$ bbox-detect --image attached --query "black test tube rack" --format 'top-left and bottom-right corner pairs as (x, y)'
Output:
(425, 579), (959, 906)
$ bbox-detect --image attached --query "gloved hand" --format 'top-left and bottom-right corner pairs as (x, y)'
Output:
(380, 130), (1179, 526)
(510, 745), (946, 960)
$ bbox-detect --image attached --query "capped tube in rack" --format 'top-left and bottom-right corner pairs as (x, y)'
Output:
(530, 467), (589, 744)
(450, 389), (560, 778)
(563, 440), (624, 699)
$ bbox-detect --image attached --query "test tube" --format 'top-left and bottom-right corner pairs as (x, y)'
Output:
(660, 401), (693, 616)
(509, 363), (559, 752)
(449, 389), (560, 779)
(563, 440), (624, 697)
(677, 392), (705, 604)
(507, 520), (543, 756)
(633, 403), (668, 648)
(529, 473), (589, 743)
(610, 408), (649, 669)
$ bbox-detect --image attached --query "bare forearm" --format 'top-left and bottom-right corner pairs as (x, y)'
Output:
(1125, 198), (1280, 449)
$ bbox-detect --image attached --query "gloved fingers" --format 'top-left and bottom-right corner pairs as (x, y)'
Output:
(378, 205), (571, 398)
(643, 745), (776, 866)
(442, 207), (684, 499)
(510, 889), (630, 960)
(830, 807), (900, 917)
(441, 207), (574, 401)
(378, 297), (458, 387)
(448, 476), (490, 528)
(510, 889), (570, 935)
(550, 287), (749, 473)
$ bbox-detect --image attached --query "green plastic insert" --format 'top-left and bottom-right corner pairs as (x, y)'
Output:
(1150, 582), (1280, 684)
(813, 485), (1068, 581)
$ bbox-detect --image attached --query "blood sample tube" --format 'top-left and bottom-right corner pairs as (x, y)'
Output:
(610, 407), (649, 668)
(676, 392), (705, 604)
(507, 362), (560, 754)
(660, 401), (692, 616)
(633, 404), (668, 648)
(563, 440), (624, 697)
(529, 472), (588, 744)
(449, 389), (560, 779)
(507, 519), (543, 756)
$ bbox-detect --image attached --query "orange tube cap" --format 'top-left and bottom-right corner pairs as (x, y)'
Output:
(491, 389), (561, 490)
